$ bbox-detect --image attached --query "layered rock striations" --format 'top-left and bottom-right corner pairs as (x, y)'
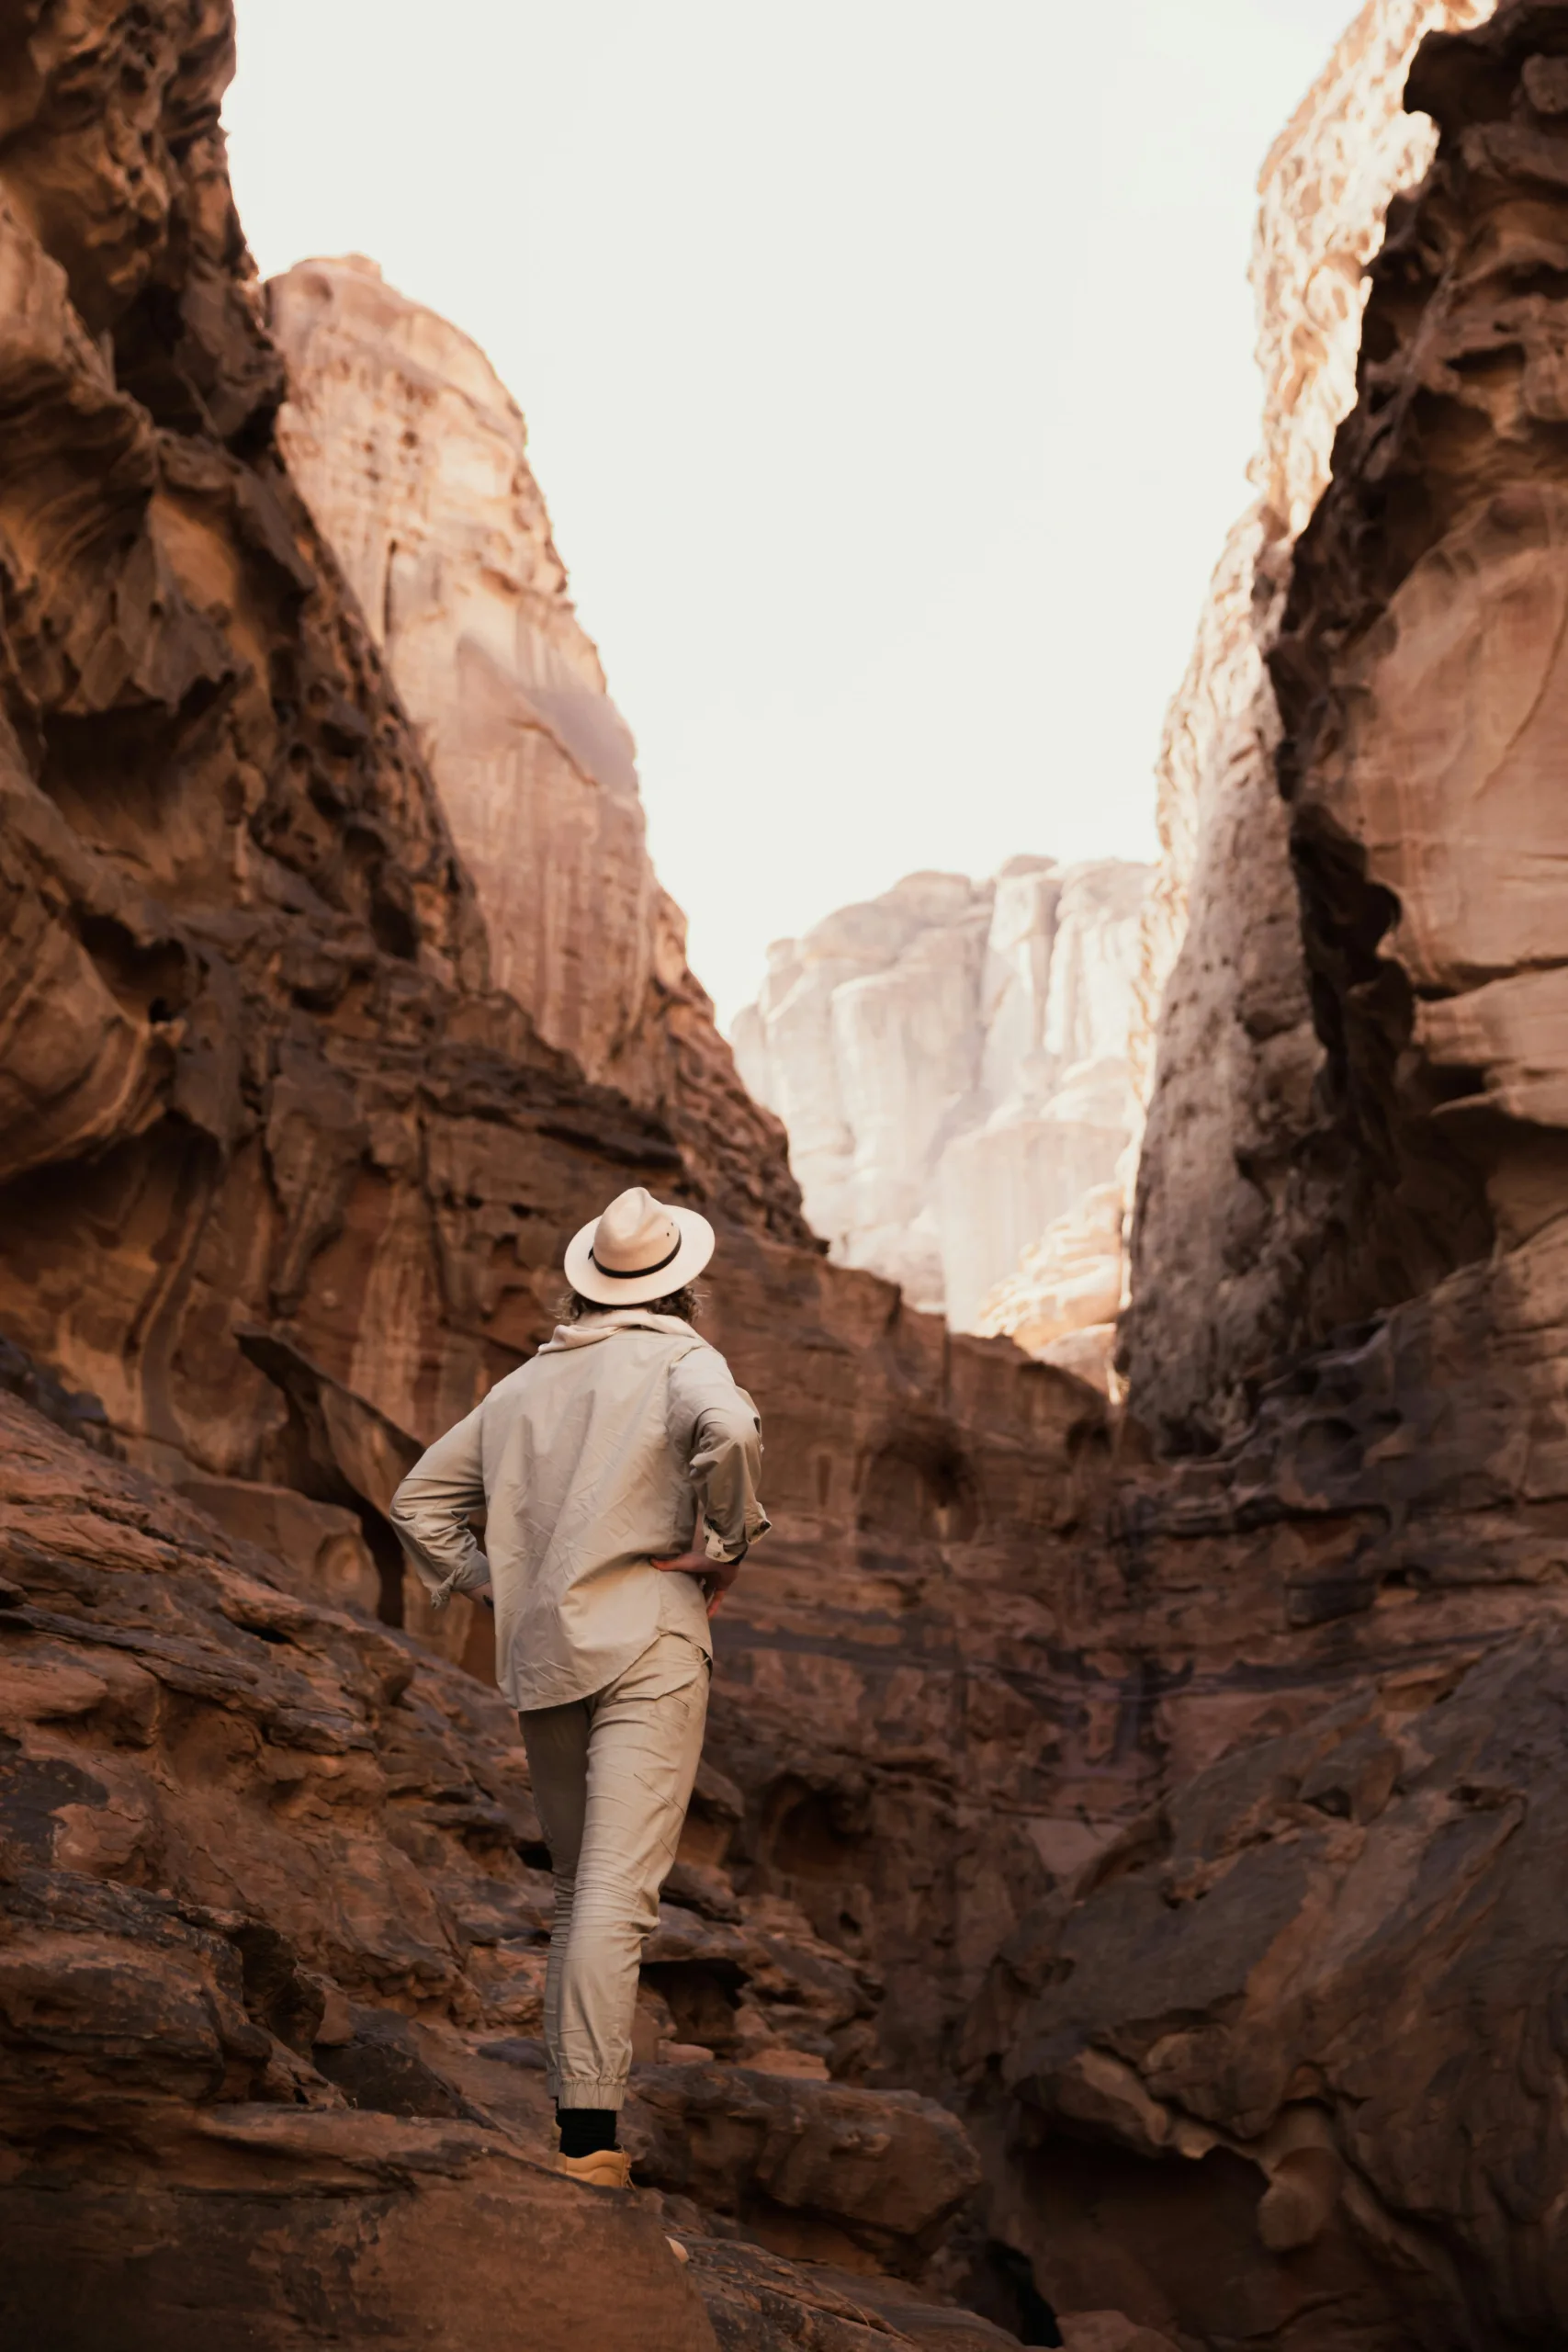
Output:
(0, 0), (814, 1508)
(1122, 0), (1493, 1444)
(0, 1380), (1049, 2349)
(733, 858), (1148, 1362)
(956, 7), (1568, 2346)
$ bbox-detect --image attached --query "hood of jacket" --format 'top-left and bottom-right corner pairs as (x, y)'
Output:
(536, 1309), (697, 1356)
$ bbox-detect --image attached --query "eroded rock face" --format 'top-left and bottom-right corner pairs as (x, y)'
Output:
(1122, 0), (1493, 1446)
(1268, 0), (1568, 1357)
(0, 0), (809, 1501)
(968, 1600), (1568, 2346)
(266, 254), (786, 1214)
(0, 6), (1098, 2339)
(267, 253), (659, 1080)
(1132, 0), (1568, 1451)
(0, 1383), (1043, 2346)
(733, 859), (1148, 1340)
(950, 1174), (1568, 2347)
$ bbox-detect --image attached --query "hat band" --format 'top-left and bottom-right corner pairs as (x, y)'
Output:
(590, 1235), (682, 1282)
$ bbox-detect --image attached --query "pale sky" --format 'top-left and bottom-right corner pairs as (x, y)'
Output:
(225, 0), (1361, 1023)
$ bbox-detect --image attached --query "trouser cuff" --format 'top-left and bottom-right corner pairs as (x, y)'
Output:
(556, 2078), (628, 2110)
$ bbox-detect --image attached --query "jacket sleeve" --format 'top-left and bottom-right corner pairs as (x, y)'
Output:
(667, 1347), (770, 1565)
(388, 1407), (492, 1611)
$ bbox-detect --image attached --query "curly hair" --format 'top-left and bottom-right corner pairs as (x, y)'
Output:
(561, 1283), (703, 1323)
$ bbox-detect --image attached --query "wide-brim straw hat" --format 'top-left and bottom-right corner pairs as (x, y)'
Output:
(563, 1185), (716, 1307)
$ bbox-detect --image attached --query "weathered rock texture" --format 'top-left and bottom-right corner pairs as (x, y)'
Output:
(959, 1184), (1568, 2346)
(17, 3), (1568, 2351)
(0, 1382), (1048, 2347)
(0, 4), (1120, 2343)
(1266, 0), (1568, 1365)
(1122, 0), (1493, 1444)
(952, 8), (1568, 2346)
(733, 859), (1148, 1351)
(267, 252), (784, 1207)
(0, 0), (815, 1506)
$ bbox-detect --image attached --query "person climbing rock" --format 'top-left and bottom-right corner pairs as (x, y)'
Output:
(389, 1186), (768, 2191)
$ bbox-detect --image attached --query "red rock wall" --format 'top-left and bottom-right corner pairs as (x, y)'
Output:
(1269, 0), (1568, 1352)
(0, 10), (1114, 2344)
(265, 253), (797, 1219)
(0, 0), (811, 1486)
(1122, 0), (1492, 1448)
(959, 11), (1568, 2346)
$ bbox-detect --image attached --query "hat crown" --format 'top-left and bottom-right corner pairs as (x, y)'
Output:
(592, 1186), (681, 1273)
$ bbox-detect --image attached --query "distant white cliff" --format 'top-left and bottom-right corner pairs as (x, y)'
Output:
(732, 858), (1150, 1376)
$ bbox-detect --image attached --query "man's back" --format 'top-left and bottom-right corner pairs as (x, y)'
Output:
(390, 1307), (767, 1710)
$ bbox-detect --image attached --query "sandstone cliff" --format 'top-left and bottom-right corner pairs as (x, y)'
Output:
(733, 858), (1148, 1364)
(1122, 0), (1493, 1445)
(266, 251), (807, 1246)
(0, 4), (819, 1496)
(0, 4), (1112, 2343)
(960, 8), (1568, 2346)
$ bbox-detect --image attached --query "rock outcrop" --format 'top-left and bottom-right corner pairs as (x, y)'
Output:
(0, 1381), (1055, 2347)
(1122, 0), (1493, 1444)
(961, 1174), (1568, 2344)
(0, 0), (812, 1508)
(265, 254), (791, 1223)
(1266, 0), (1568, 1369)
(733, 859), (1148, 1350)
(955, 8), (1568, 2346)
(967, 1599), (1568, 2348)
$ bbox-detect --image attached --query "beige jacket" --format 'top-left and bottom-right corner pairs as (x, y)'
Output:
(389, 1310), (768, 1711)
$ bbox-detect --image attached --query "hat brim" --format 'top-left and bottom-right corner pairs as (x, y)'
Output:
(562, 1204), (716, 1307)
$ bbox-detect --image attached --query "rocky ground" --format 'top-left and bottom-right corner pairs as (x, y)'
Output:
(0, 1373), (1158, 2348)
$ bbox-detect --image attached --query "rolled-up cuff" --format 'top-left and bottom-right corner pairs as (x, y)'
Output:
(556, 2076), (628, 2111)
(702, 1510), (769, 1566)
(427, 1560), (493, 1613)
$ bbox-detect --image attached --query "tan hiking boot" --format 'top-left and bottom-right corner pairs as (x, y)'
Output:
(553, 2147), (632, 2189)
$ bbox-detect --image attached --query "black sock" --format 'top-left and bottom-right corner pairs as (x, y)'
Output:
(558, 2106), (618, 2158)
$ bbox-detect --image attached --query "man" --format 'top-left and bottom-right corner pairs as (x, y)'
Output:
(389, 1186), (767, 2189)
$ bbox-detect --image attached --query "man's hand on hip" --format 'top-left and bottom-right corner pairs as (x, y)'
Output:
(652, 1546), (741, 1619)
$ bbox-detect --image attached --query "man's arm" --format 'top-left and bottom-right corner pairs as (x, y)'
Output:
(389, 1408), (492, 1611)
(666, 1350), (770, 1569)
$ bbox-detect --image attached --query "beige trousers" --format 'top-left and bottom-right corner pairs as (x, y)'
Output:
(519, 1629), (710, 2109)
